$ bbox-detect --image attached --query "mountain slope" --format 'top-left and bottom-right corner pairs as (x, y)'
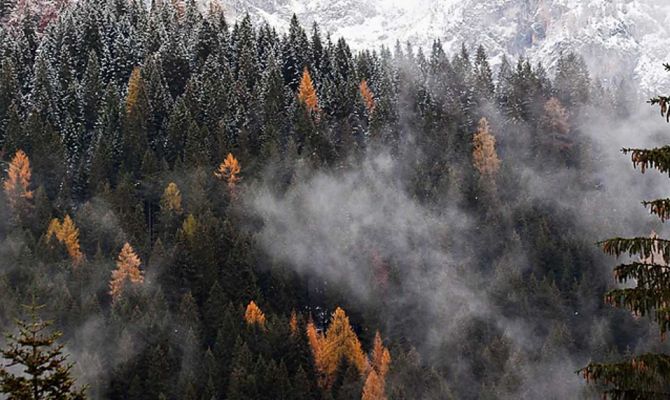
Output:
(218, 0), (670, 92)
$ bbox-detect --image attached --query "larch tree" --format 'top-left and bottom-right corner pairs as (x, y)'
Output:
(580, 72), (670, 397)
(370, 331), (391, 379)
(297, 67), (319, 114)
(3, 149), (33, 215)
(243, 301), (266, 328)
(320, 308), (368, 386)
(361, 369), (385, 400)
(215, 153), (241, 190)
(109, 242), (144, 302)
(160, 182), (183, 214)
(0, 302), (87, 399)
(307, 318), (326, 377)
(472, 117), (501, 178)
(289, 310), (299, 337)
(360, 80), (375, 115)
(46, 215), (85, 267)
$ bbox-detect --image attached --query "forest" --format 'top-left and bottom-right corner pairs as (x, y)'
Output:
(0, 0), (668, 398)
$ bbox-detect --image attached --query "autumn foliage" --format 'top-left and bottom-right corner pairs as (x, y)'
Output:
(46, 215), (85, 267)
(298, 67), (319, 113)
(307, 308), (368, 387)
(362, 370), (385, 400)
(360, 80), (375, 114)
(125, 67), (145, 115)
(215, 153), (241, 190)
(289, 310), (299, 336)
(161, 182), (183, 214)
(109, 243), (144, 301)
(244, 301), (266, 327)
(472, 117), (501, 178)
(3, 150), (33, 212)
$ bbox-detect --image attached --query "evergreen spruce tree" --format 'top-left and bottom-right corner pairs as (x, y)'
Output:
(580, 66), (670, 397)
(0, 302), (87, 399)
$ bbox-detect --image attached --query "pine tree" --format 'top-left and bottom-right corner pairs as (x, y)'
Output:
(0, 302), (87, 399)
(580, 70), (670, 397)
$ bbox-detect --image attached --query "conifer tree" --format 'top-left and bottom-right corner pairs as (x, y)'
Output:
(359, 80), (375, 115)
(109, 242), (144, 301)
(215, 153), (241, 190)
(244, 301), (266, 328)
(0, 302), (87, 399)
(160, 182), (183, 215)
(580, 70), (670, 397)
(3, 149), (33, 218)
(319, 308), (367, 386)
(297, 67), (319, 114)
(46, 215), (85, 267)
(472, 118), (501, 178)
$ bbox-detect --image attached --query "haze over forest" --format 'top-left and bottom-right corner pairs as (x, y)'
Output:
(0, 0), (669, 399)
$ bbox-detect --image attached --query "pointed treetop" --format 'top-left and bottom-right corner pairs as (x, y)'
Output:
(298, 67), (319, 113)
(109, 242), (144, 302)
(244, 301), (266, 327)
(215, 153), (241, 190)
(3, 149), (33, 210)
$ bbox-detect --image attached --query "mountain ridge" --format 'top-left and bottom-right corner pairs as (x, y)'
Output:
(218, 0), (670, 93)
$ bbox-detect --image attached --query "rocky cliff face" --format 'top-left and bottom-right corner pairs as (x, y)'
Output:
(218, 0), (670, 92)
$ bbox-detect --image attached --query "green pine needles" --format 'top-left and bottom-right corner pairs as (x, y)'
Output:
(580, 76), (670, 398)
(0, 302), (87, 400)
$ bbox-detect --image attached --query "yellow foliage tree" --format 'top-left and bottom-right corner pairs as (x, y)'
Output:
(215, 153), (241, 190)
(360, 80), (375, 114)
(3, 150), (33, 212)
(109, 242), (144, 302)
(244, 301), (266, 327)
(321, 307), (368, 382)
(125, 67), (145, 116)
(361, 370), (385, 400)
(46, 215), (85, 267)
(160, 182), (183, 214)
(298, 67), (319, 113)
(472, 117), (501, 178)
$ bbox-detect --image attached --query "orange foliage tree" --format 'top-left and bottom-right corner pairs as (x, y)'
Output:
(46, 215), (85, 267)
(320, 307), (368, 384)
(360, 80), (375, 114)
(3, 150), (33, 213)
(215, 153), (241, 190)
(361, 369), (385, 400)
(364, 331), (391, 400)
(289, 310), (299, 336)
(298, 67), (319, 113)
(244, 301), (266, 327)
(109, 242), (144, 301)
(370, 331), (391, 379)
(307, 318), (325, 373)
(472, 117), (501, 178)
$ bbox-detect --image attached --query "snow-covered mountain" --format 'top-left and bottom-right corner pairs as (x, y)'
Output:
(217, 0), (670, 93)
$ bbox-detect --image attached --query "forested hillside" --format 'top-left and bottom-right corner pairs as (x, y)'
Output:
(0, 0), (664, 399)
